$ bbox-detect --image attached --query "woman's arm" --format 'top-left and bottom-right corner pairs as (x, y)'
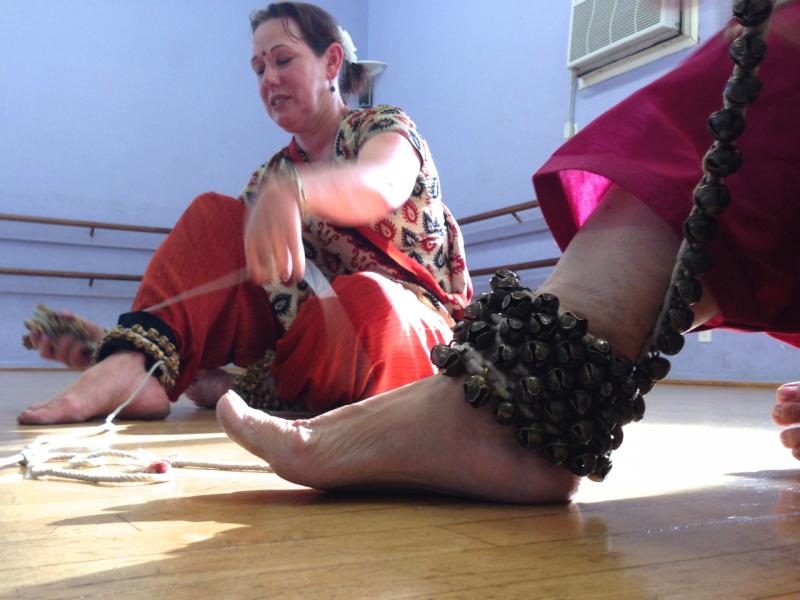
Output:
(302, 131), (422, 226)
(244, 132), (421, 285)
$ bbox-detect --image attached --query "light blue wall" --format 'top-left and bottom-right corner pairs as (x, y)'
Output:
(0, 0), (367, 225)
(0, 0), (369, 367)
(1, 1), (793, 383)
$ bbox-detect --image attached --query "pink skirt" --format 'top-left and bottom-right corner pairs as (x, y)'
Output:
(533, 3), (800, 345)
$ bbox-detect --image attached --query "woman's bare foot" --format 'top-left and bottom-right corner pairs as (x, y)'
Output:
(185, 369), (233, 408)
(25, 308), (105, 370)
(217, 376), (579, 503)
(774, 382), (800, 459)
(18, 351), (170, 424)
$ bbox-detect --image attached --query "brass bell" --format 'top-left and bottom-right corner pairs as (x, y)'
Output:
(569, 390), (593, 417)
(607, 354), (633, 379)
(632, 394), (646, 421)
(463, 302), (486, 321)
(469, 320), (495, 349)
(733, 0), (773, 27)
(610, 424), (624, 450)
(429, 344), (465, 377)
(501, 291), (534, 320)
(591, 432), (613, 455)
(569, 453), (597, 477)
(681, 246), (713, 276)
(515, 376), (544, 404)
(545, 368), (574, 393)
(559, 311), (588, 338)
(729, 33), (766, 69)
(533, 312), (559, 339)
(684, 213), (719, 244)
(498, 317), (525, 344)
(725, 71), (763, 106)
(667, 306), (694, 332)
(522, 340), (552, 367)
(492, 344), (518, 368)
(635, 372), (656, 395)
(452, 321), (469, 343)
(596, 380), (615, 399)
(569, 420), (594, 444)
(544, 399), (569, 423)
(495, 401), (516, 425)
(693, 182), (730, 216)
(464, 373), (492, 407)
(588, 455), (612, 482)
(545, 441), (570, 465)
(617, 402), (634, 426)
(674, 276), (703, 304)
(706, 108), (745, 143)
(617, 376), (638, 401)
(490, 268), (520, 292)
(555, 339), (584, 367)
(517, 423), (546, 448)
(585, 335), (611, 364)
(532, 293), (559, 316)
(643, 355), (671, 380)
(576, 362), (604, 388)
(703, 142), (743, 177)
(657, 327), (685, 355)
(599, 407), (622, 432)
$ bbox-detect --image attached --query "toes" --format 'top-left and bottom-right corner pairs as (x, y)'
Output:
(773, 401), (800, 425)
(779, 426), (800, 450)
(18, 395), (88, 425)
(217, 391), (277, 457)
(777, 382), (800, 404)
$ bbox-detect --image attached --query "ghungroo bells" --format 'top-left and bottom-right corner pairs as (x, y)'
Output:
(431, 274), (669, 481)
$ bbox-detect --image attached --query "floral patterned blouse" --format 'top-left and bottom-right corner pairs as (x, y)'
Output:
(239, 104), (472, 331)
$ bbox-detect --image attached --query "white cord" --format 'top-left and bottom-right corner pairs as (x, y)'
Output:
(2, 360), (273, 484)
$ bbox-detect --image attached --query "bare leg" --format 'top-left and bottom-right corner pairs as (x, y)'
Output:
(218, 186), (720, 502)
(18, 351), (170, 424)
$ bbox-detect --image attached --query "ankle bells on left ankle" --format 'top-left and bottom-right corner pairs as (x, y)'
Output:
(93, 312), (180, 390)
(431, 269), (670, 481)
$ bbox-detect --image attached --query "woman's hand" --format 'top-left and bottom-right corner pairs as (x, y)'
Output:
(244, 174), (306, 286)
(25, 309), (105, 370)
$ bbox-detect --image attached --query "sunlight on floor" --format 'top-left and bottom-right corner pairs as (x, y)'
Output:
(576, 421), (799, 503)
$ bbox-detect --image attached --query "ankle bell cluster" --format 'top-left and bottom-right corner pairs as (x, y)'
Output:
(93, 312), (180, 390)
(22, 304), (101, 358)
(430, 269), (670, 481)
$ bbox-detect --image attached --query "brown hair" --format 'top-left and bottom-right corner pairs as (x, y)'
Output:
(250, 2), (367, 99)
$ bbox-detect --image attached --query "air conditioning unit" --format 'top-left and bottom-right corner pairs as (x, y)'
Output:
(567, 0), (684, 75)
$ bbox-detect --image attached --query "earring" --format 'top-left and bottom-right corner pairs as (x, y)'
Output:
(329, 83), (336, 93)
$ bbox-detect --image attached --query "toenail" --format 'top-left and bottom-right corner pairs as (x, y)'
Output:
(778, 385), (798, 403)
(774, 405), (783, 418)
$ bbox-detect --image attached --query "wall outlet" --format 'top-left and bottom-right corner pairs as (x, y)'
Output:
(698, 330), (712, 343)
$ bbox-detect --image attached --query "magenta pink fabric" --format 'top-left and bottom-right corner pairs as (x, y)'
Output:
(533, 4), (800, 344)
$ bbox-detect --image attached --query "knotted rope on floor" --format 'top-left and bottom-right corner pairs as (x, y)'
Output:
(1, 361), (273, 484)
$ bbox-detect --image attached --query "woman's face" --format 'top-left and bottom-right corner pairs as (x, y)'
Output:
(251, 18), (337, 133)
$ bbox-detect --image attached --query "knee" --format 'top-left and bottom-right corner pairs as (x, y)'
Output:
(176, 193), (245, 236)
(184, 192), (242, 219)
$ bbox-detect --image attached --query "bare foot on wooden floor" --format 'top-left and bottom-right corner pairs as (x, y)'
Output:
(18, 351), (170, 424)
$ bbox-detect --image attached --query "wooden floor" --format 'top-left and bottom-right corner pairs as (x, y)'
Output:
(2, 371), (800, 599)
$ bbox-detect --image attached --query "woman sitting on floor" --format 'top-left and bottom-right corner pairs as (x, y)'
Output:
(20, 1), (471, 423)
